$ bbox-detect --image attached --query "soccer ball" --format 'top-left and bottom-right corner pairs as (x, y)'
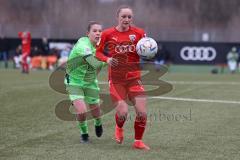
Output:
(136, 37), (158, 59)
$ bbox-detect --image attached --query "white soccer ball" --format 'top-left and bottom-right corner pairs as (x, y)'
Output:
(136, 37), (158, 59)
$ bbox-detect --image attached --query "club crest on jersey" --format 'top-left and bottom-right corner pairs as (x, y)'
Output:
(129, 34), (136, 42)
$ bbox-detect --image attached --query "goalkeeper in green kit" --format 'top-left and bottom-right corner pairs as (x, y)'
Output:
(64, 21), (105, 143)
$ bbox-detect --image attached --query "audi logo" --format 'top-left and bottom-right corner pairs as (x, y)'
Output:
(115, 44), (135, 54)
(180, 46), (217, 61)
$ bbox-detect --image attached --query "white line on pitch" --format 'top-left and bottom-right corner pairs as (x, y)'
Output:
(166, 81), (240, 85)
(99, 81), (240, 85)
(150, 96), (240, 104)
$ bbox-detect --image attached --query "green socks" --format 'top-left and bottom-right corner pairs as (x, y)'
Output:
(77, 118), (102, 134)
(77, 121), (88, 134)
(94, 118), (102, 126)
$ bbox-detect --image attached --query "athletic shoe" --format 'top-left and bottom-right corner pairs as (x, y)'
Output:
(95, 125), (103, 137)
(80, 134), (89, 143)
(114, 125), (124, 144)
(132, 140), (150, 150)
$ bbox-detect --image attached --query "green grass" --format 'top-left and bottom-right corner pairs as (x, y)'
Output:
(0, 68), (240, 160)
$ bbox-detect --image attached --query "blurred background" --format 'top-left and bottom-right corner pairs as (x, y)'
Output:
(1, 0), (240, 41)
(1, 1), (240, 159)
(0, 0), (240, 72)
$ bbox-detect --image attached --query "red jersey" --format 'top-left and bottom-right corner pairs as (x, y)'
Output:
(96, 26), (145, 82)
(18, 32), (31, 54)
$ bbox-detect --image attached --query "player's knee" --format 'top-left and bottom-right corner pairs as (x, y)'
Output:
(117, 108), (128, 118)
(117, 101), (128, 116)
(117, 109), (128, 120)
(73, 99), (87, 113)
(133, 96), (147, 106)
(118, 110), (128, 118)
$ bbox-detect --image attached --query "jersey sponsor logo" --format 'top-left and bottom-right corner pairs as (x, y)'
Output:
(129, 34), (136, 42)
(115, 44), (136, 53)
(180, 46), (217, 61)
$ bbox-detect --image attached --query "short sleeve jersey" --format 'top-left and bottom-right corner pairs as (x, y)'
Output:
(96, 26), (145, 82)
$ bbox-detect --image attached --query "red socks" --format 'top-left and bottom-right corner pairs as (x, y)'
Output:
(134, 114), (147, 140)
(115, 113), (126, 128)
(115, 112), (147, 140)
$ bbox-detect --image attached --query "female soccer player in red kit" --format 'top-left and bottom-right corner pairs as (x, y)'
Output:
(18, 31), (31, 73)
(96, 5), (150, 150)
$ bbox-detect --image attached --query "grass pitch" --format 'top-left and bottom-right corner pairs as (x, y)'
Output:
(0, 68), (240, 160)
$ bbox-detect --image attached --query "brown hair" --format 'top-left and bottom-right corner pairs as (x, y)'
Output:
(116, 5), (133, 16)
(87, 21), (102, 32)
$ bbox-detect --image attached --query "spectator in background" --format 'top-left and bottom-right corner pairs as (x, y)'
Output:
(238, 47), (240, 72)
(0, 35), (9, 68)
(13, 45), (22, 69)
(40, 37), (50, 55)
(31, 46), (42, 70)
(227, 47), (239, 74)
(18, 31), (31, 73)
(58, 45), (71, 67)
(154, 45), (171, 72)
(39, 37), (50, 69)
(31, 46), (41, 57)
(46, 47), (59, 70)
(154, 45), (164, 71)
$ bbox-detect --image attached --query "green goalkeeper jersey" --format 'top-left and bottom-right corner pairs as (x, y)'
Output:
(65, 37), (104, 85)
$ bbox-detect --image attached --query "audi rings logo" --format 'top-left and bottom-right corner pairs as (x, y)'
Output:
(115, 44), (135, 54)
(180, 46), (217, 61)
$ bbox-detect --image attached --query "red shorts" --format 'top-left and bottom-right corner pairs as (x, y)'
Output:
(109, 79), (145, 102)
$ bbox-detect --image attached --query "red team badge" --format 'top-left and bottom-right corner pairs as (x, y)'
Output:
(129, 34), (136, 42)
